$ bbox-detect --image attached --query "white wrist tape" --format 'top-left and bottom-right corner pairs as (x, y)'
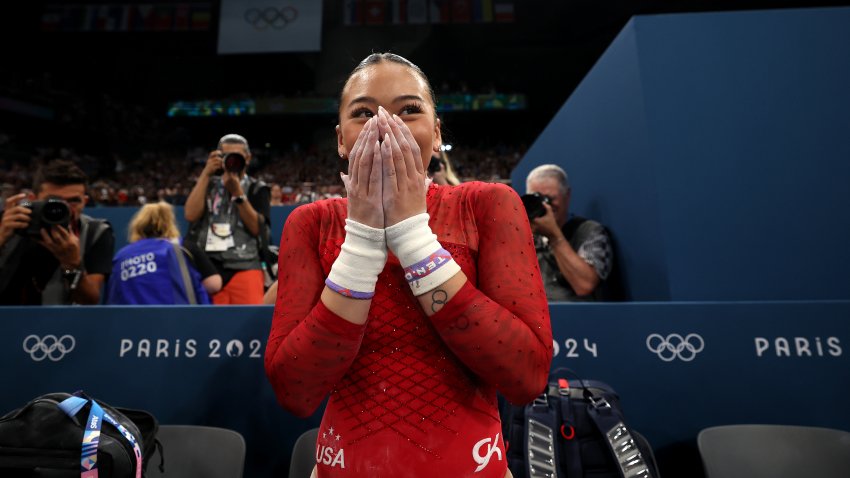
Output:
(325, 220), (387, 299)
(385, 213), (461, 296)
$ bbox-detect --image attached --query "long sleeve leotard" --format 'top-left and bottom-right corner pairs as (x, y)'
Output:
(265, 181), (552, 477)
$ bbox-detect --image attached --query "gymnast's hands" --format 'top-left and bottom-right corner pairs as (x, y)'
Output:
(375, 106), (427, 227)
(341, 117), (384, 229)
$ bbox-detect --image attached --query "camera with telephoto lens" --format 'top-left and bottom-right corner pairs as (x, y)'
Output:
(520, 192), (551, 221)
(427, 156), (444, 175)
(16, 199), (71, 238)
(214, 151), (247, 175)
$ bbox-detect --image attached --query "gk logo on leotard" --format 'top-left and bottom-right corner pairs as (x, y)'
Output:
(472, 433), (503, 472)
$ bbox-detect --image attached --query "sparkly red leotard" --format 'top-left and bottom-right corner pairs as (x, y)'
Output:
(265, 182), (552, 477)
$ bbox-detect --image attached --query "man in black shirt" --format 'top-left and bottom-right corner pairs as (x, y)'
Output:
(184, 134), (270, 304)
(0, 160), (114, 305)
(526, 164), (614, 301)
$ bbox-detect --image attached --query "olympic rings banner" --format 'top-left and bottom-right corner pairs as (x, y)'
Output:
(218, 0), (322, 54)
(1, 302), (849, 476)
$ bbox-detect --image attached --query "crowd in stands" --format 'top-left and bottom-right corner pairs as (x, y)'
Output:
(1, 141), (526, 207)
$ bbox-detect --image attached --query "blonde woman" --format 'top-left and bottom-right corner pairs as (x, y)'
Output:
(106, 202), (221, 304)
(428, 150), (461, 186)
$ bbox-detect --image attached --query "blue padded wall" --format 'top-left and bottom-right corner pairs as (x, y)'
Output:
(512, 7), (850, 301)
(88, 205), (297, 252)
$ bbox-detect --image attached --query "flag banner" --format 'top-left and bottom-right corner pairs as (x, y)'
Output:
(364, 0), (386, 25)
(174, 3), (190, 30)
(189, 3), (211, 31)
(218, 0), (322, 54)
(429, 0), (449, 23)
(389, 0), (407, 24)
(41, 3), (210, 32)
(407, 0), (428, 24)
(494, 0), (514, 22)
(343, 0), (363, 26)
(340, 0), (508, 26)
(451, 0), (471, 23)
(473, 0), (493, 23)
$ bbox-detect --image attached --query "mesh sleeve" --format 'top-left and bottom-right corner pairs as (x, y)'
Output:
(264, 204), (367, 418)
(428, 183), (553, 404)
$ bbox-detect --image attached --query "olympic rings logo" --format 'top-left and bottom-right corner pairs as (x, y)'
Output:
(244, 7), (298, 30)
(646, 333), (704, 362)
(22, 334), (76, 362)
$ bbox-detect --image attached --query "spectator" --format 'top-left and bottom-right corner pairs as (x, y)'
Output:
(270, 183), (283, 206)
(264, 52), (551, 477)
(0, 159), (114, 305)
(525, 164), (614, 301)
(427, 150), (461, 186)
(106, 202), (221, 304)
(184, 134), (270, 304)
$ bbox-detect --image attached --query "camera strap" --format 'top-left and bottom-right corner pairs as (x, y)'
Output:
(207, 175), (252, 229)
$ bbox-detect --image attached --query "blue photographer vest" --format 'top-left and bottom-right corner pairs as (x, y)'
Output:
(106, 238), (210, 305)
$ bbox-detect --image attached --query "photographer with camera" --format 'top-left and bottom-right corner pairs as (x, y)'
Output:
(524, 164), (613, 301)
(427, 151), (461, 186)
(184, 134), (270, 304)
(0, 160), (114, 305)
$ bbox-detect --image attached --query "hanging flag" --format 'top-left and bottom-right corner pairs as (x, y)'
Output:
(174, 4), (190, 31)
(364, 0), (386, 25)
(389, 0), (407, 25)
(153, 5), (173, 31)
(429, 0), (450, 24)
(343, 0), (363, 26)
(494, 1), (514, 22)
(473, 0), (493, 23)
(190, 3), (211, 31)
(451, 0), (471, 23)
(40, 7), (62, 31)
(407, 0), (427, 24)
(218, 0), (322, 53)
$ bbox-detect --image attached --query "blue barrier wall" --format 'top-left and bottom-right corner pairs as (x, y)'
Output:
(88, 205), (297, 252)
(2, 303), (848, 476)
(512, 7), (850, 301)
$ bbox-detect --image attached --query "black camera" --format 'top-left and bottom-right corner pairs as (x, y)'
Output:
(214, 152), (247, 175)
(428, 156), (444, 174)
(520, 192), (551, 221)
(16, 199), (71, 238)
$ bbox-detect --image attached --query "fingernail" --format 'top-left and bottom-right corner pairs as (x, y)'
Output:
(384, 133), (389, 143)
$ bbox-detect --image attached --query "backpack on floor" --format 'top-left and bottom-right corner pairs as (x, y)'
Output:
(501, 372), (660, 478)
(0, 392), (159, 477)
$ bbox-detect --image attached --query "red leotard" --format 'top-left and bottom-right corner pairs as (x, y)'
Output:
(265, 182), (552, 477)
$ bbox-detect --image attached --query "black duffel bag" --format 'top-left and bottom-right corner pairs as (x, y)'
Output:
(501, 370), (660, 478)
(0, 392), (159, 477)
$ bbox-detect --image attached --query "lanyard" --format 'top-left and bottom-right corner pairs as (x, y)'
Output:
(208, 175), (251, 224)
(59, 394), (143, 478)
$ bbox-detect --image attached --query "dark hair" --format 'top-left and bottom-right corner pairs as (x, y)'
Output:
(340, 52), (438, 116)
(32, 159), (88, 193)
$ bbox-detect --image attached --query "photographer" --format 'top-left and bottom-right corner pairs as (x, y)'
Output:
(427, 151), (461, 186)
(0, 160), (114, 305)
(525, 164), (613, 301)
(184, 134), (270, 304)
